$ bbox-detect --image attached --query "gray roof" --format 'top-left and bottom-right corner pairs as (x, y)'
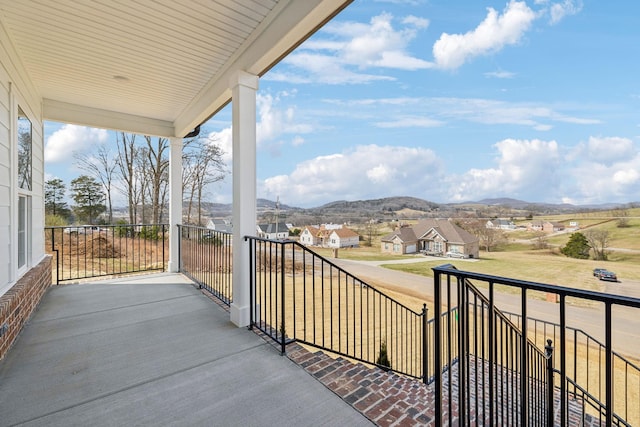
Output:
(381, 227), (417, 243)
(258, 223), (290, 234)
(382, 219), (477, 245)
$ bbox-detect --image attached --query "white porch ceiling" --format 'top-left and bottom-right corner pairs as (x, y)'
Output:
(0, 0), (351, 137)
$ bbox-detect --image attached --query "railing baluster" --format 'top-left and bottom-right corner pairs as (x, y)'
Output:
(521, 288), (529, 426)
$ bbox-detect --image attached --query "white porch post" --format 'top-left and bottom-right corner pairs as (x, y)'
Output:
(230, 71), (258, 327)
(168, 137), (182, 273)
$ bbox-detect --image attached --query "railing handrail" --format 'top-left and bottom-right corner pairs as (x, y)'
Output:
(45, 223), (168, 283)
(433, 263), (640, 427)
(504, 310), (640, 373)
(178, 224), (233, 305)
(47, 222), (168, 228)
(433, 263), (640, 309)
(245, 236), (431, 380)
(245, 236), (424, 316)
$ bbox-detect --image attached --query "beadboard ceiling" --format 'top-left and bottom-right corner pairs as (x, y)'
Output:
(0, 0), (351, 136)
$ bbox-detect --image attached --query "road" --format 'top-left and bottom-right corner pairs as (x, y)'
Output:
(331, 257), (640, 359)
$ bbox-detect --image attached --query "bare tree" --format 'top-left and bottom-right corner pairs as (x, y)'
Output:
(115, 132), (141, 224)
(182, 136), (226, 225)
(615, 206), (630, 228)
(531, 231), (549, 250)
(142, 136), (169, 225)
(584, 229), (610, 261)
(458, 219), (505, 252)
(75, 146), (117, 223)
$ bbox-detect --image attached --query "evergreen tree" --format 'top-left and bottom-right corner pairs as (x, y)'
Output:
(45, 178), (71, 218)
(70, 175), (106, 224)
(560, 232), (591, 259)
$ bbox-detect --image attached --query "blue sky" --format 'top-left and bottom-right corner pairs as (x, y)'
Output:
(45, 0), (640, 208)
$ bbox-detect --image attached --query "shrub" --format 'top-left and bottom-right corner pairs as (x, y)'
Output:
(376, 341), (391, 370)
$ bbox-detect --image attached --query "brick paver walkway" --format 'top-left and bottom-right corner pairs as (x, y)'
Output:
(286, 343), (436, 426)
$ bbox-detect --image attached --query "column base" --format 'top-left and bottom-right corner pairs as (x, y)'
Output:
(167, 261), (179, 273)
(230, 303), (250, 327)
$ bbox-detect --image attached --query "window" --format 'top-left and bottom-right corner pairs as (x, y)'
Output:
(18, 195), (31, 269)
(17, 107), (33, 271)
(17, 107), (32, 191)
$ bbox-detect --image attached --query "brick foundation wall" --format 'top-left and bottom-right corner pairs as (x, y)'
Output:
(0, 256), (52, 360)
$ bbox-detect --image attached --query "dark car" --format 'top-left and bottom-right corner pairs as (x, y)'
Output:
(599, 271), (618, 282)
(593, 268), (606, 278)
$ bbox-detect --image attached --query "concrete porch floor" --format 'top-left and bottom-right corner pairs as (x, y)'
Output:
(0, 273), (372, 426)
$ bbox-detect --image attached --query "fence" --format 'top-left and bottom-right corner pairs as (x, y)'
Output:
(433, 264), (640, 427)
(46, 224), (167, 283)
(246, 237), (434, 380)
(504, 311), (639, 426)
(178, 225), (233, 305)
(432, 266), (553, 426)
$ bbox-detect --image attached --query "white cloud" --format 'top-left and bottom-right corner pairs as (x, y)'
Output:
(568, 136), (640, 202)
(261, 145), (443, 207)
(613, 169), (639, 186)
(549, 0), (583, 24)
(375, 116), (443, 128)
(484, 70), (516, 79)
(449, 138), (562, 201)
(586, 136), (634, 164)
(204, 92), (313, 165)
(402, 15), (429, 29)
(205, 127), (232, 165)
(432, 1), (536, 70)
(323, 95), (599, 131)
(266, 12), (432, 85)
(292, 136), (305, 147)
(45, 125), (108, 163)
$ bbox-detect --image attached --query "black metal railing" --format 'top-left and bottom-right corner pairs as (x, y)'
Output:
(433, 269), (553, 426)
(433, 264), (640, 427)
(178, 225), (233, 305)
(46, 224), (167, 283)
(504, 311), (639, 426)
(246, 237), (435, 380)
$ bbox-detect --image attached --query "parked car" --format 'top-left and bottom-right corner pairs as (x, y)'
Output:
(599, 271), (618, 282)
(446, 251), (465, 259)
(593, 268), (607, 278)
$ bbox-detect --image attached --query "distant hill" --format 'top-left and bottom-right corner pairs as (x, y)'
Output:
(316, 196), (439, 213)
(194, 196), (631, 225)
(461, 198), (624, 211)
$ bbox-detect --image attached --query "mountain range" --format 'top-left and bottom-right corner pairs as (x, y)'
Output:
(196, 196), (632, 224)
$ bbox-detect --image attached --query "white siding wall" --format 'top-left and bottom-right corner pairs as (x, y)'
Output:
(0, 21), (45, 297)
(0, 62), (9, 293)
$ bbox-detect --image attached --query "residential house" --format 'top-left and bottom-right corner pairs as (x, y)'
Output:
(381, 219), (479, 258)
(326, 228), (359, 248)
(527, 220), (565, 233)
(256, 223), (290, 240)
(486, 219), (516, 230)
(300, 226), (321, 246)
(300, 225), (360, 248)
(206, 219), (232, 233)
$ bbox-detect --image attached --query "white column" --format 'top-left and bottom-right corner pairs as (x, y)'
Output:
(230, 71), (258, 327)
(167, 137), (182, 273)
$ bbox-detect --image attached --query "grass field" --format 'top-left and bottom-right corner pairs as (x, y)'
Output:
(314, 213), (640, 290)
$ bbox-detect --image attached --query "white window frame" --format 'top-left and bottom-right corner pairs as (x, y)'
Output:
(16, 105), (33, 277)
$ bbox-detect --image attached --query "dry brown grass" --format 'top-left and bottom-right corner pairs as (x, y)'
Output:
(45, 232), (168, 282)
